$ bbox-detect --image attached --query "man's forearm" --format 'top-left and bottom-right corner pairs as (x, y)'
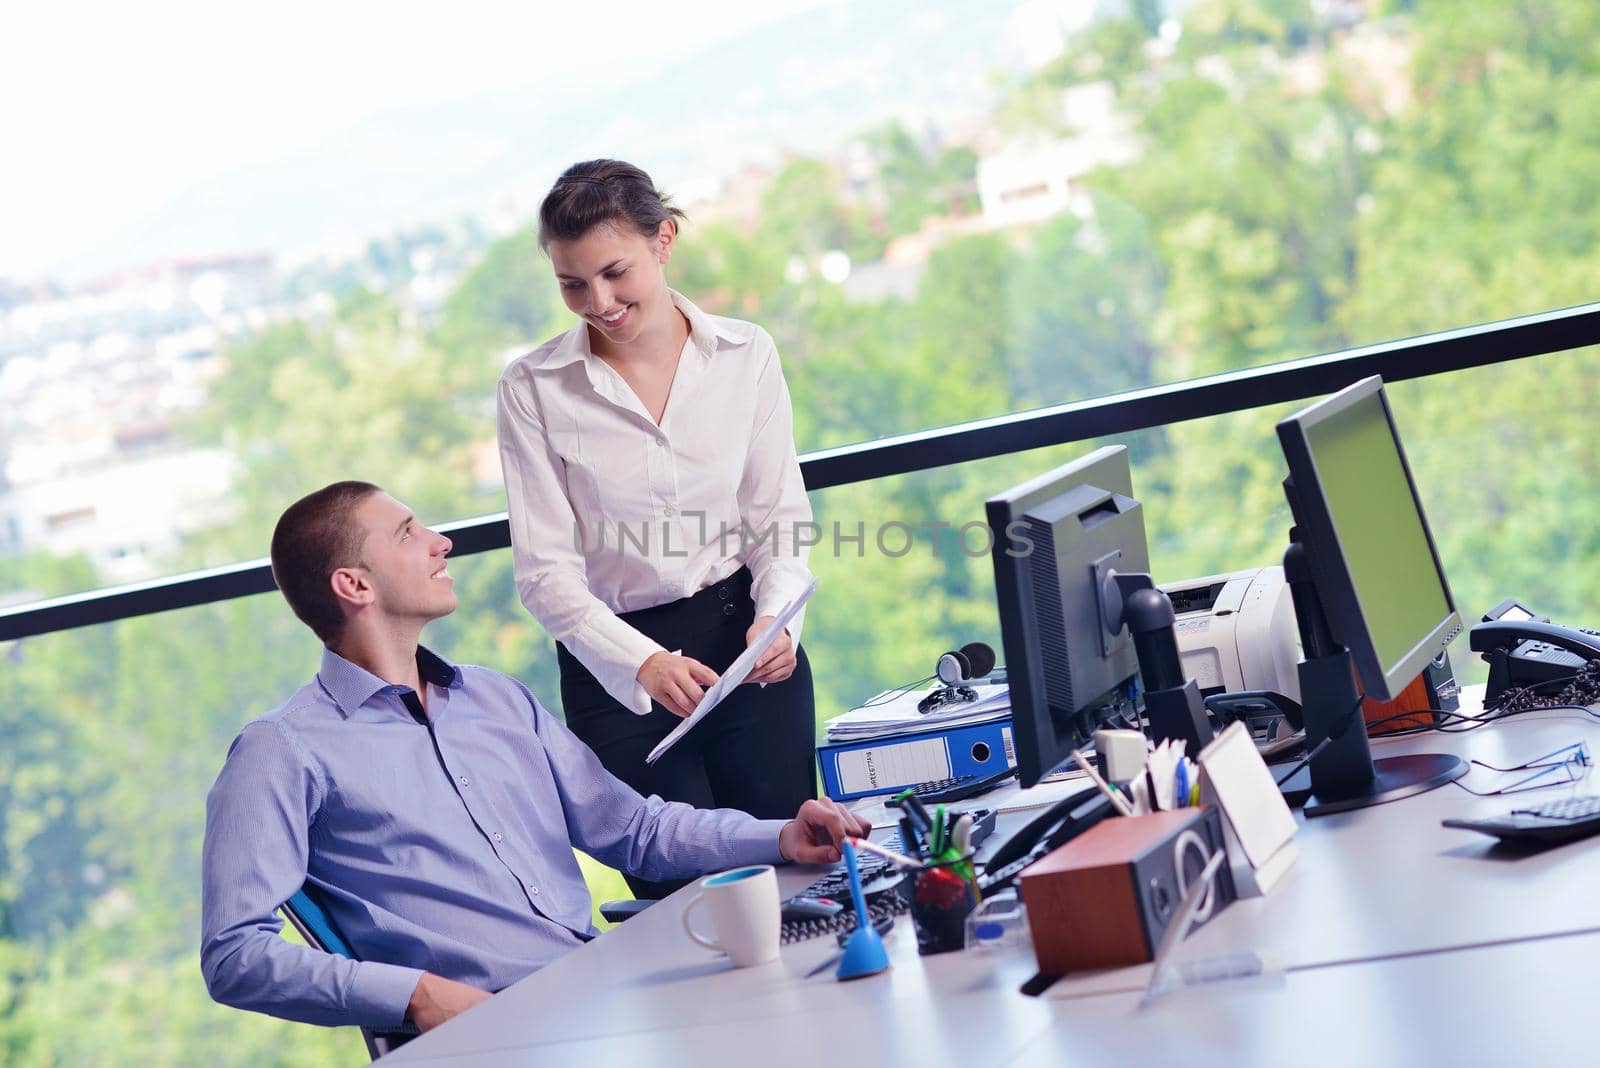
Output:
(201, 927), (423, 1029)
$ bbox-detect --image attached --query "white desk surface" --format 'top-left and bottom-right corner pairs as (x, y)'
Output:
(385, 689), (1600, 1065)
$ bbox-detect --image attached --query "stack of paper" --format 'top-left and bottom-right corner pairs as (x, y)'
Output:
(825, 682), (1010, 741)
(646, 578), (818, 765)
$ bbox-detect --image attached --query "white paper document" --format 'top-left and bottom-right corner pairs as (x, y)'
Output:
(646, 577), (819, 765)
(824, 682), (1011, 740)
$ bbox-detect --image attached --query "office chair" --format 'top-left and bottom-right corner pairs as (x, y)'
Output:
(280, 887), (419, 1061)
(598, 898), (654, 922)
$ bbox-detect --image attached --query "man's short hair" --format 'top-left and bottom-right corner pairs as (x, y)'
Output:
(270, 481), (382, 644)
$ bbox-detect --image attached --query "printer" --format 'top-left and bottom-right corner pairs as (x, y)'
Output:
(1159, 566), (1301, 704)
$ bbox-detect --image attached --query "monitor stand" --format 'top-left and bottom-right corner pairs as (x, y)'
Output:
(1296, 648), (1466, 816)
(1284, 537), (1467, 817)
(1098, 569), (1214, 757)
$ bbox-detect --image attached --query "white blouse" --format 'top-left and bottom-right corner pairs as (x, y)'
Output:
(497, 290), (815, 716)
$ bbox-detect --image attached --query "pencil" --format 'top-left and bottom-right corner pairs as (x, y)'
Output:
(847, 836), (922, 869)
(1070, 749), (1136, 817)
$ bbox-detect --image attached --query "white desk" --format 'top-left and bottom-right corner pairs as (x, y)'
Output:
(384, 694), (1600, 1065)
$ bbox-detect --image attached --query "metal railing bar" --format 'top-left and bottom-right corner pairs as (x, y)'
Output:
(2, 299), (1597, 642)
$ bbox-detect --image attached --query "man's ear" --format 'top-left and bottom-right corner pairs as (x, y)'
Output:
(330, 566), (375, 610)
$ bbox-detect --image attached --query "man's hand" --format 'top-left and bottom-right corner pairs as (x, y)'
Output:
(744, 616), (797, 685)
(406, 973), (490, 1033)
(637, 651), (720, 718)
(778, 798), (872, 864)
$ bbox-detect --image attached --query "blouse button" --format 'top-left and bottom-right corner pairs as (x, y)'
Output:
(723, 603), (737, 617)
(718, 586), (732, 600)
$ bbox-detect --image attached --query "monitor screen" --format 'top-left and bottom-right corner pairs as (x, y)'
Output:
(1277, 376), (1461, 701)
(986, 445), (1146, 787)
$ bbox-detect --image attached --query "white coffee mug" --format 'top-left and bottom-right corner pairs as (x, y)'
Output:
(681, 864), (780, 967)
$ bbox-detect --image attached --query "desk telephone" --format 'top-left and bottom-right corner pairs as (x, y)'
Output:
(1471, 598), (1600, 704)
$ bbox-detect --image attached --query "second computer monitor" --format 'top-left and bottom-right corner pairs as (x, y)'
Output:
(987, 445), (1147, 787)
(1277, 375), (1463, 702)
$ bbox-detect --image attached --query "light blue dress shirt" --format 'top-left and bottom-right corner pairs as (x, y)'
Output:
(200, 645), (787, 1029)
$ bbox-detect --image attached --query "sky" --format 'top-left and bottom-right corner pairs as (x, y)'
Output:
(0, 0), (836, 282)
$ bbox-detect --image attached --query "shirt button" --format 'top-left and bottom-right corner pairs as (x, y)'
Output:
(459, 776), (470, 787)
(718, 586), (732, 600)
(528, 885), (540, 896)
(655, 437), (667, 448)
(492, 832), (503, 843)
(723, 603), (738, 617)
(663, 504), (676, 517)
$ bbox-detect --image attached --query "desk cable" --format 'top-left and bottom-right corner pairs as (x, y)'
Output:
(1273, 692), (1366, 789)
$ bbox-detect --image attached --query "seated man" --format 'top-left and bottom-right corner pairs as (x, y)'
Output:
(200, 481), (867, 1034)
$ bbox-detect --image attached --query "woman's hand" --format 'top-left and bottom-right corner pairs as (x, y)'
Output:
(637, 652), (720, 718)
(744, 615), (798, 685)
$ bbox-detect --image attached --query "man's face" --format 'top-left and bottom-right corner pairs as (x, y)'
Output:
(344, 492), (456, 626)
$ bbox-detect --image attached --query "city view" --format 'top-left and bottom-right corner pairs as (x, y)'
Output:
(4, 0), (1599, 1062)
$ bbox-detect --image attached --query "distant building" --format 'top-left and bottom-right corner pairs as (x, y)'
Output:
(0, 444), (238, 583)
(976, 82), (1139, 229)
(0, 254), (275, 360)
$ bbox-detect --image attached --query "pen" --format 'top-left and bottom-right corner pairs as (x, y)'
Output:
(896, 790), (935, 857)
(933, 804), (947, 855)
(1174, 761), (1188, 810)
(951, 812), (975, 879)
(952, 813), (973, 856)
(848, 836), (922, 869)
(1071, 749), (1136, 817)
(897, 814), (923, 859)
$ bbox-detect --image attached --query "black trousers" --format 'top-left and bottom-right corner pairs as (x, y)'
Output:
(557, 568), (817, 899)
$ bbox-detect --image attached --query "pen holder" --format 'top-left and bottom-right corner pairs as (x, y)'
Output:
(903, 851), (980, 956)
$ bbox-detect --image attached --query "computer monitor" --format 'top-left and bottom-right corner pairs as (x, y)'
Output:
(1277, 376), (1463, 699)
(986, 446), (1147, 788)
(1276, 375), (1467, 813)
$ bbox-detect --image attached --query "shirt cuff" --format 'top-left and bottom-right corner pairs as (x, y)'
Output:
(752, 569), (813, 648)
(575, 618), (665, 716)
(733, 818), (792, 866)
(349, 961), (428, 1030)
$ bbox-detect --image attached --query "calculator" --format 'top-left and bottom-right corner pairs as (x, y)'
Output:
(900, 766), (1018, 804)
(1442, 795), (1600, 844)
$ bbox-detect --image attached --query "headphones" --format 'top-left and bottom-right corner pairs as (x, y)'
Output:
(919, 642), (998, 714)
(936, 642), (996, 686)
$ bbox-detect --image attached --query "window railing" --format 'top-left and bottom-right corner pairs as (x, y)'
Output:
(2, 297), (1598, 643)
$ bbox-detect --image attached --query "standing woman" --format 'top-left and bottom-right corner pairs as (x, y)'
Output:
(497, 159), (818, 898)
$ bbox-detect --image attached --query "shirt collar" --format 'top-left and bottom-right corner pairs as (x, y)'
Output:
(317, 643), (463, 717)
(531, 289), (737, 371)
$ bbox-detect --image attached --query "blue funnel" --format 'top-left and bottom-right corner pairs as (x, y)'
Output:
(836, 840), (890, 981)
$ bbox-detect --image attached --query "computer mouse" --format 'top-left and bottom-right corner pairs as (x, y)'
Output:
(781, 897), (845, 921)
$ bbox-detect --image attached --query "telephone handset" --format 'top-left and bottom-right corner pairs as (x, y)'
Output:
(1470, 598), (1600, 703)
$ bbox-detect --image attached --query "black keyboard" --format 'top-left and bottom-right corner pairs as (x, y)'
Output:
(779, 811), (996, 943)
(1442, 795), (1600, 844)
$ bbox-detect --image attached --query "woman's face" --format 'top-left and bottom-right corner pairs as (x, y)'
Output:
(548, 219), (674, 350)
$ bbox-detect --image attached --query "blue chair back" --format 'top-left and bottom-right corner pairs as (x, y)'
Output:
(280, 885), (414, 1061)
(284, 886), (355, 957)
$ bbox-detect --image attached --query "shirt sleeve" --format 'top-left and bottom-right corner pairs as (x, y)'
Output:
(199, 720), (424, 1029)
(519, 682), (787, 879)
(737, 332), (816, 646)
(497, 370), (663, 715)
